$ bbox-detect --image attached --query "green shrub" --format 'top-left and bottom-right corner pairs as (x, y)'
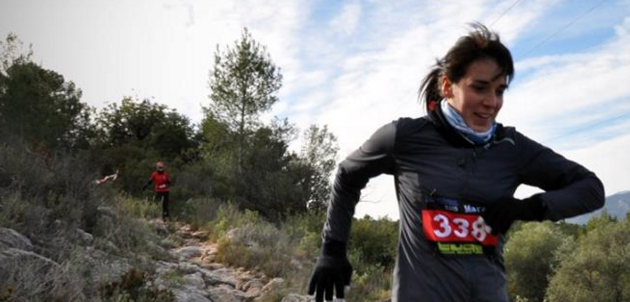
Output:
(171, 197), (222, 229)
(216, 221), (293, 277)
(347, 263), (392, 302)
(117, 195), (162, 220)
(349, 215), (398, 272)
(207, 203), (265, 240)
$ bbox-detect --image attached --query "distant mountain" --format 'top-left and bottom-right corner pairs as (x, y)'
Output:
(568, 190), (630, 225)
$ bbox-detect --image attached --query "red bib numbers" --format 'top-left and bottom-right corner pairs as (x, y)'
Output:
(422, 209), (498, 246)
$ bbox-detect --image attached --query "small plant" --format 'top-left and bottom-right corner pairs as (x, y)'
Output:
(100, 268), (175, 302)
(0, 286), (15, 302)
(162, 269), (185, 288)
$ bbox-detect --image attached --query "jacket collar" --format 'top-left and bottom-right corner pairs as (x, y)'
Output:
(426, 104), (506, 148)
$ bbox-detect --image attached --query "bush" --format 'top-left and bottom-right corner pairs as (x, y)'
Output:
(504, 222), (567, 302)
(170, 197), (222, 229)
(216, 222), (294, 277)
(0, 254), (84, 302)
(100, 268), (175, 302)
(0, 142), (171, 300)
(545, 219), (630, 302)
(349, 216), (398, 272)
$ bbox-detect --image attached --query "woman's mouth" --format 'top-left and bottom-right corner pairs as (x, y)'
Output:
(474, 113), (493, 119)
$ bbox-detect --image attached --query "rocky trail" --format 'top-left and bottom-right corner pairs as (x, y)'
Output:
(0, 218), (313, 302)
(149, 220), (313, 302)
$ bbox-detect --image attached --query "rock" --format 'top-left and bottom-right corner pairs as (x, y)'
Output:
(147, 241), (167, 256)
(240, 279), (265, 292)
(0, 248), (63, 293)
(79, 247), (132, 284)
(183, 272), (206, 289)
(262, 278), (285, 293)
(202, 262), (224, 271)
(204, 244), (218, 255)
(0, 228), (33, 251)
(156, 260), (178, 274)
(172, 287), (212, 302)
(207, 284), (245, 302)
(191, 231), (209, 240)
(243, 286), (263, 299)
(175, 246), (204, 261)
(0, 248), (58, 268)
(97, 206), (116, 217)
(225, 228), (238, 240)
(290, 258), (304, 271)
(149, 219), (169, 234)
(74, 228), (94, 245)
(253, 278), (286, 302)
(178, 262), (202, 274)
(280, 294), (315, 302)
(201, 267), (239, 288)
(199, 254), (216, 264)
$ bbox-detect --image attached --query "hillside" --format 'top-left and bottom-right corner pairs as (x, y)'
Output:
(0, 213), (315, 302)
(568, 190), (630, 224)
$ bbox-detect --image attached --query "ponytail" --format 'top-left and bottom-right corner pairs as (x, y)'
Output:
(418, 62), (444, 113)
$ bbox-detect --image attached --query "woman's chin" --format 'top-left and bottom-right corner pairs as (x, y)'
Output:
(471, 124), (493, 133)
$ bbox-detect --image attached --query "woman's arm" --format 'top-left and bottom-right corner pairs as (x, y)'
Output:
(322, 121), (397, 243)
(517, 133), (605, 221)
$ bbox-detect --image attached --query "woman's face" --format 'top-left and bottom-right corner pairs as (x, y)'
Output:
(442, 59), (508, 132)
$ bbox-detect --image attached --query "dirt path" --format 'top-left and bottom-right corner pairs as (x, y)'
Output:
(149, 220), (288, 302)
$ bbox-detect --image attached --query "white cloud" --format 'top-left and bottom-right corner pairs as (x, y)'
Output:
(564, 132), (630, 196)
(329, 2), (362, 36)
(501, 15), (630, 145)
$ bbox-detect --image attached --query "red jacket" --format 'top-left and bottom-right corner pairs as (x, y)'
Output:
(150, 171), (170, 192)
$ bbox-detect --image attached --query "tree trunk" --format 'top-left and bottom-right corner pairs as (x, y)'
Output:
(238, 97), (245, 175)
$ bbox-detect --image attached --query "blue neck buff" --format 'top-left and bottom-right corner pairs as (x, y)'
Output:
(440, 100), (496, 145)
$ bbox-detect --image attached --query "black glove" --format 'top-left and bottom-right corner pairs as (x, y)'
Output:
(481, 195), (546, 235)
(308, 239), (353, 302)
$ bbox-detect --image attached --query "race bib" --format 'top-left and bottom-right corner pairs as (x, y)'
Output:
(421, 194), (498, 256)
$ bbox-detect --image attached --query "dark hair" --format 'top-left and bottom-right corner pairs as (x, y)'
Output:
(419, 23), (514, 112)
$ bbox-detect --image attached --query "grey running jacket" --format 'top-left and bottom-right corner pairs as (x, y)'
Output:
(322, 107), (605, 302)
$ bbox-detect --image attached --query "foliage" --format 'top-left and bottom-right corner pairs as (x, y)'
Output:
(207, 27), (282, 137)
(0, 33), (32, 73)
(582, 209), (617, 235)
(97, 97), (197, 160)
(92, 96), (199, 194)
(546, 219), (630, 302)
(299, 124), (339, 212)
(207, 27), (282, 178)
(100, 269), (175, 302)
(201, 114), (315, 220)
(0, 141), (171, 300)
(0, 52), (94, 151)
(184, 197), (396, 302)
(0, 256), (85, 302)
(349, 215), (398, 272)
(216, 222), (295, 277)
(504, 221), (568, 302)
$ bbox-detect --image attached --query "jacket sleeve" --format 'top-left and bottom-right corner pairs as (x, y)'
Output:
(517, 132), (605, 221)
(146, 173), (154, 186)
(322, 122), (397, 243)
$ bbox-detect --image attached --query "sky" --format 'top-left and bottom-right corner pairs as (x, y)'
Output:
(2, 0), (630, 220)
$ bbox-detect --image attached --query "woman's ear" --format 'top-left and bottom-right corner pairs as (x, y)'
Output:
(441, 75), (453, 99)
